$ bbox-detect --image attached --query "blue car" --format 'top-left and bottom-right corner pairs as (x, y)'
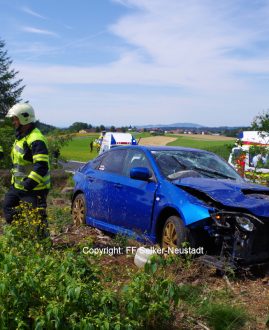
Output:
(72, 146), (269, 270)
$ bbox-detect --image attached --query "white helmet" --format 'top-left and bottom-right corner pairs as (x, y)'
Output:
(6, 103), (36, 125)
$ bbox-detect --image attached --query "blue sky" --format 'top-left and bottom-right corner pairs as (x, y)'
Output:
(1, 0), (269, 127)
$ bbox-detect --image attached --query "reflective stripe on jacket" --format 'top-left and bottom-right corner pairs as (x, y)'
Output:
(11, 128), (50, 190)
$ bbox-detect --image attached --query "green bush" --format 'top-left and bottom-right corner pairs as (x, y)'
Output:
(0, 126), (14, 169)
(0, 205), (180, 329)
(121, 260), (180, 329)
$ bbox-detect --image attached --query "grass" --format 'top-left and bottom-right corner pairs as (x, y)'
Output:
(166, 135), (234, 148)
(60, 132), (150, 162)
(61, 132), (235, 161)
(175, 283), (248, 330)
(166, 135), (235, 160)
(61, 135), (99, 162)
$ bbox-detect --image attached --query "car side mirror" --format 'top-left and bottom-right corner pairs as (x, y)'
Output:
(130, 167), (152, 181)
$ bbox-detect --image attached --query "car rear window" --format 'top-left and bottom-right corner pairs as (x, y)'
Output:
(98, 149), (127, 174)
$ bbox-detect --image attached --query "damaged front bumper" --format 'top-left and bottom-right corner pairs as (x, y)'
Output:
(200, 211), (269, 271)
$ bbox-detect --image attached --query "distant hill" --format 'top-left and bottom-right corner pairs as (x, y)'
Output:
(138, 123), (204, 129)
(36, 121), (57, 134)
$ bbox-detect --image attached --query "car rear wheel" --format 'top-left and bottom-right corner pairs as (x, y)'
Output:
(72, 193), (86, 226)
(162, 215), (188, 249)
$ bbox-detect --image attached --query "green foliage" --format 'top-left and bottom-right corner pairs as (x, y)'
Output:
(249, 145), (269, 168)
(47, 133), (72, 166)
(121, 261), (180, 329)
(48, 205), (72, 234)
(205, 143), (234, 161)
(0, 122), (70, 169)
(0, 124), (15, 168)
(113, 233), (129, 248)
(0, 38), (25, 118)
(176, 282), (248, 330)
(68, 122), (91, 133)
(252, 110), (269, 131)
(36, 121), (57, 135)
(199, 302), (247, 330)
(177, 284), (204, 305)
(0, 204), (181, 329)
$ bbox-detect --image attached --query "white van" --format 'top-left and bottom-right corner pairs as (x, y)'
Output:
(228, 131), (269, 174)
(99, 132), (137, 154)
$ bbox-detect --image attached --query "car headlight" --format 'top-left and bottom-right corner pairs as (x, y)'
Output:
(235, 216), (254, 232)
(212, 213), (231, 229)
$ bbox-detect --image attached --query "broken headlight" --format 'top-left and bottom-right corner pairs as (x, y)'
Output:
(211, 211), (258, 233)
(235, 216), (254, 232)
(211, 213), (231, 229)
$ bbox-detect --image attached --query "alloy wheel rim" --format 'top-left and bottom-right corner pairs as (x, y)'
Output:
(72, 197), (85, 226)
(163, 222), (177, 249)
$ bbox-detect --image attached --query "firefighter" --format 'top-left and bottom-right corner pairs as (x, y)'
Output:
(3, 103), (50, 235)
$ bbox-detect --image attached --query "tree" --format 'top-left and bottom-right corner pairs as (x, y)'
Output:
(0, 125), (14, 168)
(68, 122), (88, 132)
(251, 110), (269, 132)
(0, 39), (25, 118)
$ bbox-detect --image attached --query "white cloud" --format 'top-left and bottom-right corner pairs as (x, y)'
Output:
(15, 0), (269, 126)
(21, 26), (58, 37)
(19, 1), (269, 90)
(21, 6), (47, 19)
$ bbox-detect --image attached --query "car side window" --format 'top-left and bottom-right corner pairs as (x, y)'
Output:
(98, 150), (127, 174)
(123, 149), (152, 177)
(89, 154), (106, 169)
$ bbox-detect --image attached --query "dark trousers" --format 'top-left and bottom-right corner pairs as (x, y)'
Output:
(3, 186), (49, 224)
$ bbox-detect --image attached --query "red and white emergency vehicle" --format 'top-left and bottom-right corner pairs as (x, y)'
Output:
(228, 131), (269, 175)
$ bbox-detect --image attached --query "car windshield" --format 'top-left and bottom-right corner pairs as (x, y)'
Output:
(151, 149), (243, 181)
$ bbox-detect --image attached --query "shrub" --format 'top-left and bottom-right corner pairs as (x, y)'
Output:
(0, 204), (180, 329)
(121, 260), (180, 329)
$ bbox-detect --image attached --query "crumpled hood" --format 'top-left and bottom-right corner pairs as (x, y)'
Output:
(174, 178), (269, 218)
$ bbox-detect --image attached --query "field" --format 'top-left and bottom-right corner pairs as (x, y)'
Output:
(61, 134), (99, 162)
(61, 133), (235, 162)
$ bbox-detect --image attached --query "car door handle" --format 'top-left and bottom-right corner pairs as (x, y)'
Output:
(86, 175), (94, 182)
(114, 183), (122, 188)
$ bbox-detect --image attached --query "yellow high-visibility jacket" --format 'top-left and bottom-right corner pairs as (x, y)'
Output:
(11, 127), (50, 191)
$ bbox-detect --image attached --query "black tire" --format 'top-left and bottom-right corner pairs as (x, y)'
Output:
(72, 193), (86, 226)
(161, 215), (188, 249)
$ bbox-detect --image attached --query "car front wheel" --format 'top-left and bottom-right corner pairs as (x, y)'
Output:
(161, 215), (188, 249)
(72, 193), (86, 226)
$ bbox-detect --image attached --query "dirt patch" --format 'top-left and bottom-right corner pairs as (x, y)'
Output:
(139, 136), (177, 145)
(169, 260), (269, 328)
